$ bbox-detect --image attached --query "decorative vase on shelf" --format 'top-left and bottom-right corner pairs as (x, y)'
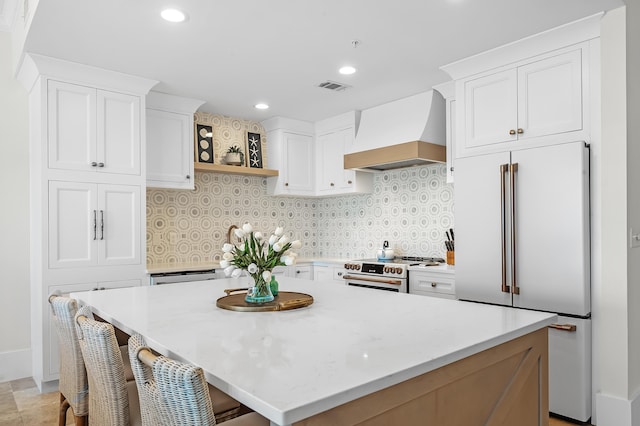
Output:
(245, 271), (274, 304)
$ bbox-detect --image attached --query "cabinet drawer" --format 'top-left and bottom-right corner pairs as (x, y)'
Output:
(409, 273), (455, 298)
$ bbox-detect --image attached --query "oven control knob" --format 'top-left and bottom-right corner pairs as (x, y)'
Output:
(395, 267), (402, 274)
(383, 266), (389, 273)
(355, 264), (361, 271)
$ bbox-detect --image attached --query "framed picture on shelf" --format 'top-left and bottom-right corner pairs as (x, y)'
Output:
(246, 132), (264, 168)
(195, 123), (214, 164)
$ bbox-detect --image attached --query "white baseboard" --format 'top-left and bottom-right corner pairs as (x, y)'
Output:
(0, 349), (32, 382)
(595, 390), (640, 426)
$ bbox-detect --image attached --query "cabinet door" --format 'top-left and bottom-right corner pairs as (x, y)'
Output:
(283, 132), (314, 193)
(463, 69), (517, 149)
(292, 265), (313, 280)
(146, 109), (193, 189)
(517, 49), (582, 140)
(97, 184), (141, 266)
(48, 181), (97, 269)
(48, 81), (97, 172)
(313, 265), (332, 282)
(446, 99), (456, 183)
(317, 131), (343, 192)
(454, 152), (512, 307)
(97, 90), (141, 175)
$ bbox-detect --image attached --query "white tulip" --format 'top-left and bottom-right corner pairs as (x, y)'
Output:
(262, 270), (272, 282)
(231, 268), (243, 278)
(224, 265), (235, 276)
(274, 226), (284, 236)
(282, 256), (294, 266)
(220, 260), (229, 268)
(248, 263), (258, 274)
(268, 234), (278, 246)
(254, 231), (263, 240)
(222, 243), (234, 253)
(290, 240), (302, 249)
(242, 223), (253, 234)
(273, 243), (282, 252)
(222, 252), (234, 261)
(234, 228), (245, 239)
(278, 235), (289, 246)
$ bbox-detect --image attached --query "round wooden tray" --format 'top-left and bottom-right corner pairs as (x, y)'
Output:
(216, 291), (314, 312)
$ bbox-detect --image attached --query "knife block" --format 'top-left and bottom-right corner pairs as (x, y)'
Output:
(446, 251), (455, 265)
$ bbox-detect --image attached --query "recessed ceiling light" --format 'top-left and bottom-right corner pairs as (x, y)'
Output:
(339, 66), (357, 75)
(161, 8), (187, 23)
(254, 103), (269, 110)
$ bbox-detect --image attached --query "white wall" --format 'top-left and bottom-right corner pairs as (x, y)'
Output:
(0, 31), (31, 382)
(625, 0), (640, 405)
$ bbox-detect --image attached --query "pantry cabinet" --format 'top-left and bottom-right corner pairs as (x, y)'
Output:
(146, 91), (204, 189)
(18, 53), (156, 391)
(48, 181), (141, 269)
(48, 80), (141, 175)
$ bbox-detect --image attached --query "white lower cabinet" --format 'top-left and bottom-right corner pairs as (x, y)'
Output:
(48, 181), (141, 268)
(408, 268), (456, 299)
(313, 264), (347, 283)
(289, 265), (313, 280)
(47, 280), (141, 379)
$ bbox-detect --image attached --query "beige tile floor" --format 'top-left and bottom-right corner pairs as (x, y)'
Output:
(1, 376), (590, 425)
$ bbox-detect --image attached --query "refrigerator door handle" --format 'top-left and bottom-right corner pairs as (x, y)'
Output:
(500, 164), (510, 294)
(549, 323), (578, 332)
(510, 162), (520, 295)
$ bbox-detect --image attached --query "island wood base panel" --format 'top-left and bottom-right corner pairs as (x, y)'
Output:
(296, 328), (548, 426)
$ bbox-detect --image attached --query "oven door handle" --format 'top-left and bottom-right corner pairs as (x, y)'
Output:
(343, 275), (403, 286)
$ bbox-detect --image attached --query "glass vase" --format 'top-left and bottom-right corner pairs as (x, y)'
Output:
(245, 272), (274, 304)
(270, 275), (279, 296)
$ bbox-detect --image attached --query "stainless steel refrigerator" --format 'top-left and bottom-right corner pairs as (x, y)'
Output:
(455, 141), (591, 422)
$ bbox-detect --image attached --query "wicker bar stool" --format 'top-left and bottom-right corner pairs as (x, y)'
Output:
(49, 295), (89, 426)
(75, 305), (142, 426)
(128, 333), (269, 425)
(49, 295), (136, 426)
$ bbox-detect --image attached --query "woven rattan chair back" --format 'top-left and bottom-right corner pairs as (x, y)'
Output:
(128, 333), (217, 426)
(75, 305), (132, 426)
(49, 295), (88, 426)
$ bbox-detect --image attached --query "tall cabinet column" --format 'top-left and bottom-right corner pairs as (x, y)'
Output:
(18, 53), (157, 391)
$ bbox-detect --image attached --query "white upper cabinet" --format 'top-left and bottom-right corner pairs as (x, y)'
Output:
(263, 117), (315, 196)
(460, 47), (583, 156)
(146, 91), (204, 189)
(48, 80), (141, 175)
(315, 111), (372, 196)
(441, 14), (600, 159)
(433, 81), (456, 183)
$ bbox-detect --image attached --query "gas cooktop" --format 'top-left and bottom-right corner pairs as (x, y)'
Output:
(354, 256), (445, 265)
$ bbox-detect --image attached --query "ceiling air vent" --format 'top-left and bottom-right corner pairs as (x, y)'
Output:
(317, 80), (351, 91)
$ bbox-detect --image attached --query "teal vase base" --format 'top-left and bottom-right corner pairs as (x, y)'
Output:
(245, 274), (275, 304)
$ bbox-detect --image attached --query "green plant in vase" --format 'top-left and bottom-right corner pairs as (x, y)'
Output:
(225, 145), (245, 166)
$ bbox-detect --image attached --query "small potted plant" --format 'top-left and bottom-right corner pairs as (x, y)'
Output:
(224, 145), (244, 166)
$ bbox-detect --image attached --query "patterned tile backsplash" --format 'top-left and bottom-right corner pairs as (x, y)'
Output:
(146, 164), (454, 265)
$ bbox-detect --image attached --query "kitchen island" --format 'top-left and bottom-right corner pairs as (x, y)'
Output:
(72, 277), (556, 425)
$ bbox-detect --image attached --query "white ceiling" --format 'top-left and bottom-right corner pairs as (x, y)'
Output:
(23, 0), (624, 122)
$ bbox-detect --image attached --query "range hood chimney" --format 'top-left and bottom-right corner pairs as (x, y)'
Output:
(344, 90), (446, 172)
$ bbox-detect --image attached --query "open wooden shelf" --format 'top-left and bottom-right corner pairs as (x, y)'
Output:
(194, 163), (279, 177)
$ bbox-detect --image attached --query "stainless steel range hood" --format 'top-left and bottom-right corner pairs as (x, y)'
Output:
(344, 90), (446, 172)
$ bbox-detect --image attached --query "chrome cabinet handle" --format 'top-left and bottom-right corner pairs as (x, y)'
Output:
(100, 210), (104, 240)
(500, 164), (509, 294)
(186, 175), (191, 179)
(330, 182), (334, 186)
(347, 180), (352, 184)
(90, 162), (97, 167)
(97, 162), (104, 167)
(510, 163), (519, 295)
(93, 210), (97, 240)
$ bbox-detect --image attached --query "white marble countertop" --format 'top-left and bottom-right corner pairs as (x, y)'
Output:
(146, 258), (324, 275)
(407, 263), (455, 274)
(72, 277), (555, 425)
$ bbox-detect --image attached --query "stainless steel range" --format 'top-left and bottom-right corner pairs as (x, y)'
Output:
(343, 256), (444, 293)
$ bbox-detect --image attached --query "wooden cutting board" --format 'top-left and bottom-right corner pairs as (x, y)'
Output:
(216, 291), (314, 312)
